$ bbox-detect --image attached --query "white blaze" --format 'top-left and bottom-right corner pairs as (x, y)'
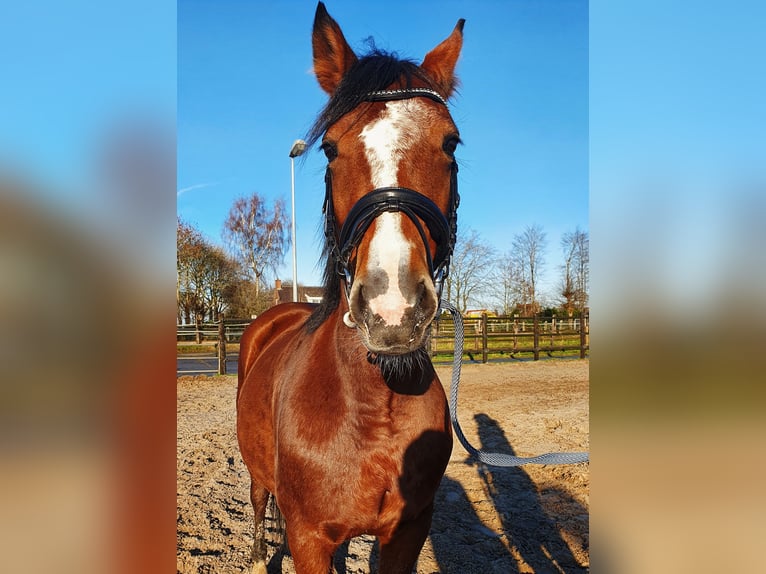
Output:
(359, 101), (424, 325)
(365, 212), (409, 325)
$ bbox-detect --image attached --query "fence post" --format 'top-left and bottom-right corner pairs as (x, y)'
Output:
(551, 314), (556, 348)
(580, 313), (587, 359)
(481, 312), (488, 363)
(533, 314), (540, 361)
(218, 319), (227, 375)
(428, 319), (436, 359)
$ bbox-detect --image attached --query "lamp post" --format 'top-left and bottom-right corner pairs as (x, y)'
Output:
(289, 139), (307, 303)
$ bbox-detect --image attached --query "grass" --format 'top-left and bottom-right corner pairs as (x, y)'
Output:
(177, 342), (241, 355)
(431, 350), (587, 365)
(431, 332), (586, 355)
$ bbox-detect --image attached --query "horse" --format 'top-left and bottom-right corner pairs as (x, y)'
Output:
(237, 3), (464, 572)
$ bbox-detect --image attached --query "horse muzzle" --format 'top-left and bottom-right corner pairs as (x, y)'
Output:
(347, 275), (438, 355)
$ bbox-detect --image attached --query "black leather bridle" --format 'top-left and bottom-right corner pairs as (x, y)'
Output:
(322, 87), (460, 300)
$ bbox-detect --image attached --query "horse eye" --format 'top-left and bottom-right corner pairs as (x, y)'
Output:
(442, 134), (461, 157)
(321, 141), (338, 162)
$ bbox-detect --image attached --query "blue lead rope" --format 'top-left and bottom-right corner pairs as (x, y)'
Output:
(439, 301), (589, 466)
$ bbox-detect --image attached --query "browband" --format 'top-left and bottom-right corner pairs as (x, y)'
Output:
(363, 88), (448, 107)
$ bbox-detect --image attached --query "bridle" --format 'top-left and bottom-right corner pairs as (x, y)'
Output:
(322, 87), (460, 302)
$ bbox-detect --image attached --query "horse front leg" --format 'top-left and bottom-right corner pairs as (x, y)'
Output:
(285, 521), (337, 574)
(249, 482), (270, 574)
(378, 503), (434, 574)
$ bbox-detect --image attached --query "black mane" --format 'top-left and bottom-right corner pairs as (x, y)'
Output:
(305, 50), (445, 332)
(306, 50), (440, 148)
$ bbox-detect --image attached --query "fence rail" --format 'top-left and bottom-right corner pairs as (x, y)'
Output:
(429, 313), (589, 362)
(177, 313), (589, 374)
(177, 320), (253, 343)
(177, 319), (253, 375)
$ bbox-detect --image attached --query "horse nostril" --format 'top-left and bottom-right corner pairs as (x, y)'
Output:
(354, 281), (367, 304)
(417, 279), (438, 319)
(416, 280), (428, 303)
(349, 282), (367, 323)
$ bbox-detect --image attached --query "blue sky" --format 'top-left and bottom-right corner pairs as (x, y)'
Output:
(178, 0), (588, 300)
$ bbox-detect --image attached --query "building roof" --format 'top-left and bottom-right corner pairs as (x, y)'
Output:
(273, 283), (325, 306)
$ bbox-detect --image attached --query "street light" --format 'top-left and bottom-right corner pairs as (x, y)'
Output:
(289, 139), (307, 303)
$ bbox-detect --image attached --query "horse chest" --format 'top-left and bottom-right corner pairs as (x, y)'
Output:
(276, 387), (449, 528)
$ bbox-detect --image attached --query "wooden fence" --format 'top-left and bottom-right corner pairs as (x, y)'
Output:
(177, 314), (589, 374)
(429, 313), (589, 362)
(177, 319), (252, 375)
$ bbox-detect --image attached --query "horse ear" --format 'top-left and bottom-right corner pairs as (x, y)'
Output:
(421, 19), (465, 98)
(312, 2), (358, 95)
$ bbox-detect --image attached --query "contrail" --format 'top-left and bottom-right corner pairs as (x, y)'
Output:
(177, 182), (217, 197)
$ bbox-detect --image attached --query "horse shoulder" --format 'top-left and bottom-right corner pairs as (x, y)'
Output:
(237, 303), (315, 491)
(237, 303), (314, 397)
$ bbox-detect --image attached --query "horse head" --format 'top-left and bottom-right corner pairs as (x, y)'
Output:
(310, 2), (464, 356)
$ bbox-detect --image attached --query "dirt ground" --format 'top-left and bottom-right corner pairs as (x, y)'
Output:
(177, 359), (589, 573)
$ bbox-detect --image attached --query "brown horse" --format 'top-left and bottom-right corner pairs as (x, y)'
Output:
(237, 3), (464, 572)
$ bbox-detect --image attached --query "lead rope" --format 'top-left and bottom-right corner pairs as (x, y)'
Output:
(439, 301), (589, 466)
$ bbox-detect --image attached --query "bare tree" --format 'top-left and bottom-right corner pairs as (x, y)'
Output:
(489, 251), (524, 315)
(177, 218), (207, 326)
(202, 246), (239, 321)
(224, 278), (275, 318)
(511, 224), (547, 314)
(444, 228), (496, 314)
(559, 227), (589, 315)
(223, 194), (289, 300)
(178, 218), (242, 336)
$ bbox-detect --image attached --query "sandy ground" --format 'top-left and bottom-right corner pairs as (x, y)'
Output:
(177, 359), (589, 573)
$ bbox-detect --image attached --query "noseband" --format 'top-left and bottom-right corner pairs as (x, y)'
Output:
(322, 88), (460, 300)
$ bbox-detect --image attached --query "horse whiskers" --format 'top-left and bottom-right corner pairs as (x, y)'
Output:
(368, 348), (430, 381)
(337, 312), (432, 379)
(409, 319), (424, 344)
(336, 330), (374, 365)
(337, 318), (428, 379)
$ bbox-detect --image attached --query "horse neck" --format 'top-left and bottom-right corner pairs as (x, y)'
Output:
(324, 305), (379, 385)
